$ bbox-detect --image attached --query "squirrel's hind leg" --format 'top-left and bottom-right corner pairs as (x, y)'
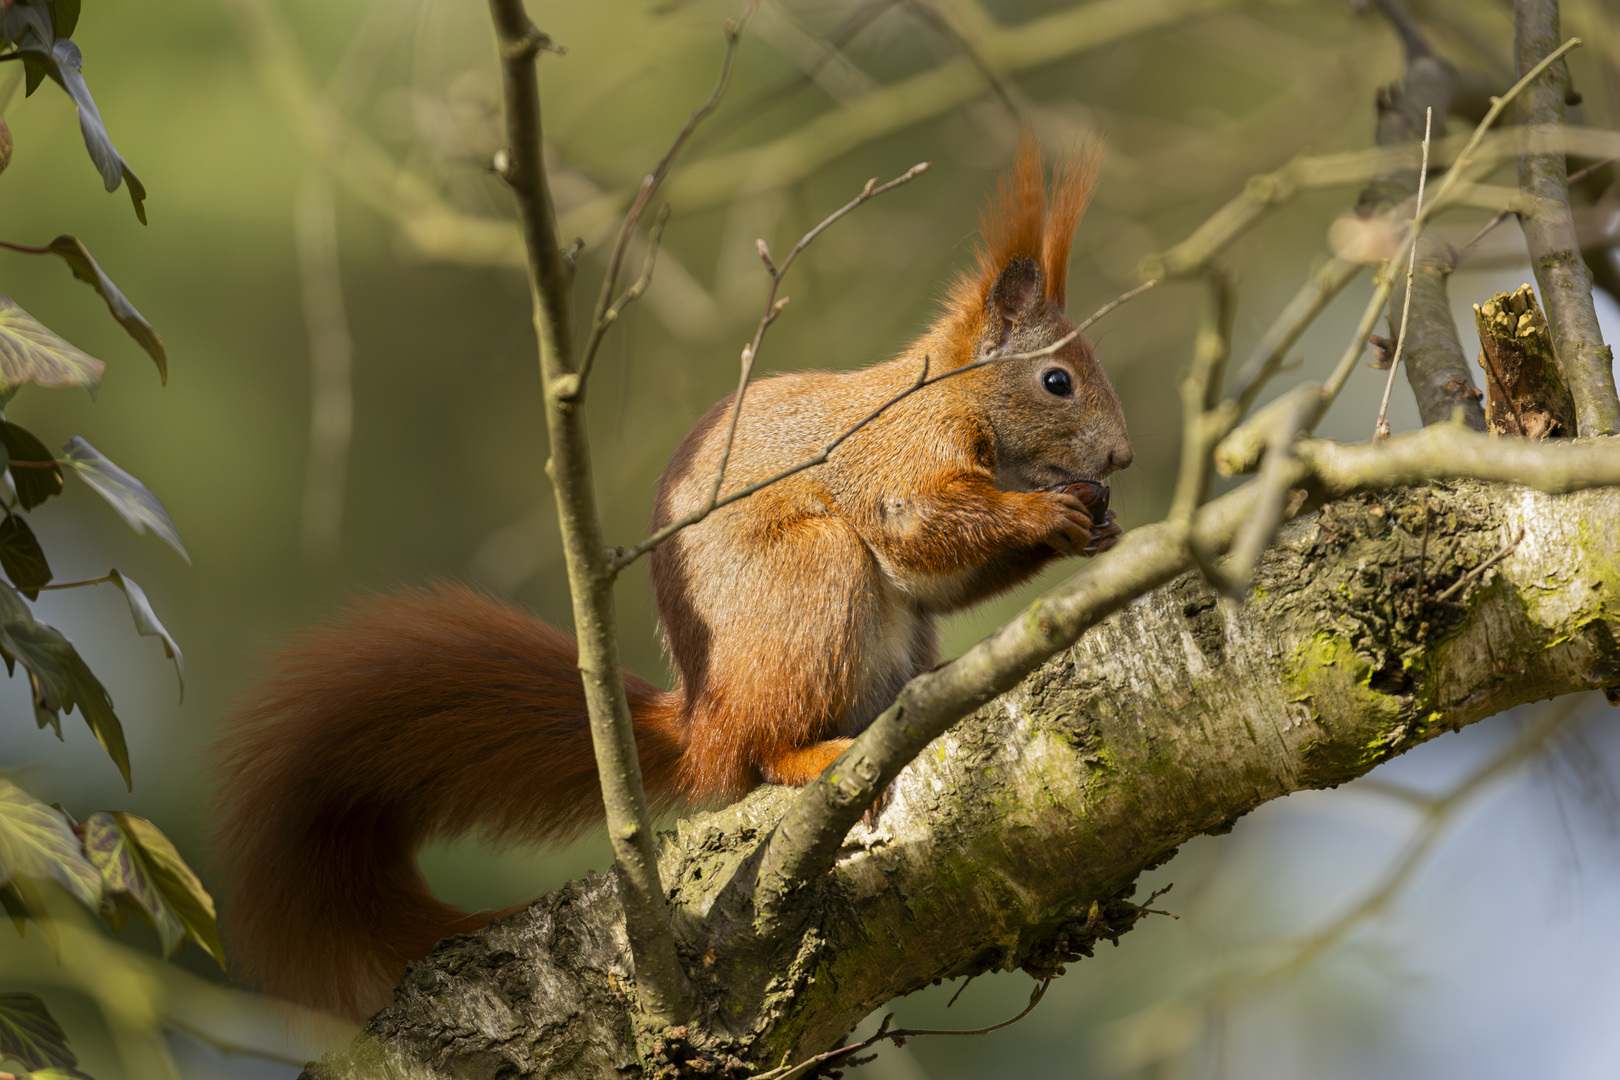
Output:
(760, 739), (855, 785)
(671, 511), (908, 801)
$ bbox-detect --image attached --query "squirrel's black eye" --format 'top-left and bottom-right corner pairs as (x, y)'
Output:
(1042, 368), (1073, 397)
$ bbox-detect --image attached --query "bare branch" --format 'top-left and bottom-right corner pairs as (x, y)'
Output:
(1141, 37), (1584, 285)
(757, 977), (1056, 1080)
(485, 0), (689, 1024)
(1515, 5), (1620, 436)
(1434, 526), (1526, 603)
(1168, 272), (1238, 528)
(1375, 106), (1435, 441)
(574, 7), (757, 391)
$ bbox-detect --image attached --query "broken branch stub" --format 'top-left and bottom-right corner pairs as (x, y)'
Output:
(1473, 284), (1577, 439)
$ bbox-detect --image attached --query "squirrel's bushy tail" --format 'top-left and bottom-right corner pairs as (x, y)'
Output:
(211, 583), (685, 1020)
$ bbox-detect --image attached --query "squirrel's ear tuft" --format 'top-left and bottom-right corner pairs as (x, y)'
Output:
(1041, 144), (1100, 309)
(950, 134), (1102, 335)
(976, 132), (1046, 289)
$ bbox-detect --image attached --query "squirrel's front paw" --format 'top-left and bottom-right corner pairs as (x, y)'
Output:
(1083, 509), (1122, 556)
(1037, 490), (1095, 554)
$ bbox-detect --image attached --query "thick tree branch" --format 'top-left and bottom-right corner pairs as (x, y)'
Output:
(302, 477), (1620, 1077)
(485, 0), (689, 1024)
(1515, 0), (1620, 436)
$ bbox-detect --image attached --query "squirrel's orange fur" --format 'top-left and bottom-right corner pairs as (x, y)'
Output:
(212, 136), (1131, 1020)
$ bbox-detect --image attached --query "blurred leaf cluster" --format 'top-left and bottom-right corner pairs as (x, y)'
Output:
(0, 5), (227, 1078)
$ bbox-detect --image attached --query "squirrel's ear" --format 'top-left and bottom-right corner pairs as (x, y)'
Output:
(988, 254), (1043, 327)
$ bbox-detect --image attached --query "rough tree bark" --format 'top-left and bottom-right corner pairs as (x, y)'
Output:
(303, 479), (1620, 1078)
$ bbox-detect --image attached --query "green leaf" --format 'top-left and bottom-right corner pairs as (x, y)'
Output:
(0, 4), (52, 51)
(0, 297), (105, 397)
(106, 570), (182, 698)
(0, 874), (60, 953)
(4, 623), (131, 789)
(14, 36), (145, 223)
(0, 572), (34, 679)
(0, 778), (99, 908)
(23, 53), (46, 97)
(57, 438), (187, 563)
(0, 114), (12, 176)
(41, 236), (165, 383)
(79, 811), (186, 957)
(0, 878), (33, 936)
(0, 581), (57, 737)
(51, 0), (79, 39)
(0, 992), (82, 1075)
(0, 515), (52, 599)
(1, 422), (64, 510)
(112, 813), (223, 968)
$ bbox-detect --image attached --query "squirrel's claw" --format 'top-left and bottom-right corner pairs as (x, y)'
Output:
(1083, 510), (1122, 556)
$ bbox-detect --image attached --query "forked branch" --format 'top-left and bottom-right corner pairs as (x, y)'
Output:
(484, 0), (689, 1024)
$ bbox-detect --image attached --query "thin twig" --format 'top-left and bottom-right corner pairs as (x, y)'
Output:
(1434, 526), (1525, 602)
(1456, 206), (1514, 262)
(756, 978), (1055, 1080)
(1413, 499), (1430, 635)
(1454, 156), (1618, 268)
(36, 575), (115, 591)
(0, 239), (53, 255)
(598, 204), (671, 332)
(980, 278), (1160, 368)
(945, 975), (977, 1008)
(704, 163), (930, 508)
(574, 3), (758, 390)
(607, 277), (1155, 573)
(1374, 107), (1433, 441)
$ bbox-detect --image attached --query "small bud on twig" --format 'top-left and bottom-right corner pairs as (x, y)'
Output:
(561, 237), (585, 273)
(1368, 334), (1394, 369)
(757, 238), (777, 277)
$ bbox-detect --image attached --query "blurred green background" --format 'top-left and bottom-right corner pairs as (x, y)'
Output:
(3, 0), (1620, 1076)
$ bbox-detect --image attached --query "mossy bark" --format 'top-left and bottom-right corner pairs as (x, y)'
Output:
(303, 482), (1620, 1079)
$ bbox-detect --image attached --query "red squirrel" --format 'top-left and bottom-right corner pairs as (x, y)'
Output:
(213, 137), (1132, 1021)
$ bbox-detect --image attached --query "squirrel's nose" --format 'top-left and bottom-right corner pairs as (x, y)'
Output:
(1108, 442), (1134, 473)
